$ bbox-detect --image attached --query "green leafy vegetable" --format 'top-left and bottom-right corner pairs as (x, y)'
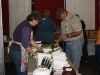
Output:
(36, 49), (44, 53)
(42, 43), (54, 48)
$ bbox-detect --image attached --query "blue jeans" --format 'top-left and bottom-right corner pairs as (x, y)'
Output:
(66, 37), (84, 71)
(9, 49), (27, 75)
(95, 45), (100, 65)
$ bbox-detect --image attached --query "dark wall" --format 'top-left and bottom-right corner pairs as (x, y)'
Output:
(34, 0), (64, 26)
(1, 0), (99, 37)
(95, 0), (99, 29)
(33, 0), (64, 34)
(2, 0), (9, 37)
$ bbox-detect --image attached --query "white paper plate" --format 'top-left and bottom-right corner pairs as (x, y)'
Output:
(35, 41), (42, 43)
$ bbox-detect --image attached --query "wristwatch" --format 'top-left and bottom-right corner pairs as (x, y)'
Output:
(66, 34), (69, 38)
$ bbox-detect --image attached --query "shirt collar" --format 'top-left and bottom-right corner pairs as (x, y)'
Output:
(65, 13), (72, 21)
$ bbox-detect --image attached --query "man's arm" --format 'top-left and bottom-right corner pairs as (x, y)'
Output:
(66, 30), (82, 38)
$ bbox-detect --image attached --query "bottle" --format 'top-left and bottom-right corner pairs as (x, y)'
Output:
(65, 68), (73, 75)
(43, 57), (48, 68)
(46, 59), (51, 68)
(62, 64), (76, 75)
(50, 70), (53, 75)
(45, 58), (50, 68)
(44, 57), (49, 68)
(38, 57), (46, 68)
(50, 69), (55, 75)
(63, 64), (70, 71)
(47, 60), (52, 69)
(41, 57), (46, 66)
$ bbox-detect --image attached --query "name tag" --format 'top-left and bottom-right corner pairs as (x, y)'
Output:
(64, 23), (68, 27)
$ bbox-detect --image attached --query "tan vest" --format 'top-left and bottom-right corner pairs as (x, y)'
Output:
(96, 27), (100, 45)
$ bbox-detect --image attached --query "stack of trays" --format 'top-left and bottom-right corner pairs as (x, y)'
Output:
(52, 52), (68, 72)
(53, 47), (62, 53)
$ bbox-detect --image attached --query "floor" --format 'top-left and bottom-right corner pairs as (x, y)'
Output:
(79, 55), (100, 75)
(5, 55), (100, 75)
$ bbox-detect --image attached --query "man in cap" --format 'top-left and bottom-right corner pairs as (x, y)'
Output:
(54, 8), (84, 71)
(35, 10), (56, 43)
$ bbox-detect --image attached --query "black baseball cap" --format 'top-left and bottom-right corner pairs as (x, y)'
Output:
(56, 8), (66, 19)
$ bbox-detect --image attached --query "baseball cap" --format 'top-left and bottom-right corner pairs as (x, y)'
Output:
(56, 8), (66, 19)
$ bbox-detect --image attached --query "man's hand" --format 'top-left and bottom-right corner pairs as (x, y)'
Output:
(54, 42), (59, 48)
(37, 47), (42, 50)
(61, 34), (68, 40)
(58, 34), (67, 41)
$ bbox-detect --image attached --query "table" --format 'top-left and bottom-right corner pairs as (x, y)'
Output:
(28, 56), (82, 75)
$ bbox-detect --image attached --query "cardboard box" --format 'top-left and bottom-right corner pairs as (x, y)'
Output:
(85, 30), (89, 38)
(89, 30), (98, 39)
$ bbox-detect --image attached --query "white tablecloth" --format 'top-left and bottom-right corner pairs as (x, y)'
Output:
(28, 56), (82, 75)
